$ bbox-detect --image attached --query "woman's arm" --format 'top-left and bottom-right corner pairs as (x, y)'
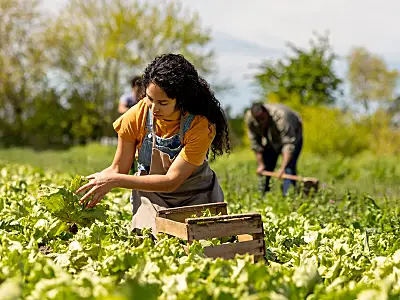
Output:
(76, 138), (197, 207)
(115, 156), (197, 192)
(106, 136), (136, 174)
(110, 136), (197, 192)
(75, 136), (135, 206)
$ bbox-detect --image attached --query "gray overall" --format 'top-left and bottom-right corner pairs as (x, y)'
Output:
(130, 109), (224, 234)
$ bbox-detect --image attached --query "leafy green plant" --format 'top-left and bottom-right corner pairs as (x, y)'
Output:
(1, 154), (400, 299)
(38, 175), (107, 228)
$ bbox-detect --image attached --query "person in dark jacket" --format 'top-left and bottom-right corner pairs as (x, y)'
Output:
(245, 102), (303, 195)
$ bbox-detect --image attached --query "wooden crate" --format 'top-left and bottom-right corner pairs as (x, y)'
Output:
(155, 203), (266, 262)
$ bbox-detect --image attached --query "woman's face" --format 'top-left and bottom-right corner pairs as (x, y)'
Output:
(145, 83), (177, 120)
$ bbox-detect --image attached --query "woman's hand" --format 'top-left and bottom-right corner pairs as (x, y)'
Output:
(75, 171), (118, 208)
(75, 135), (136, 208)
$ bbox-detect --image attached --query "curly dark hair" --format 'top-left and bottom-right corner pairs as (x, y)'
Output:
(130, 76), (142, 88)
(140, 53), (230, 157)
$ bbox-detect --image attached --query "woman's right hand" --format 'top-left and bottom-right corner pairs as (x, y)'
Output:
(75, 170), (118, 208)
(74, 135), (137, 207)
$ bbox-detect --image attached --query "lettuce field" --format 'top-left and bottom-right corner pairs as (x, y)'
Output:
(1, 145), (400, 299)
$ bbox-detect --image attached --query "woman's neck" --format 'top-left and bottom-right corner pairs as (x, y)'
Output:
(161, 109), (184, 122)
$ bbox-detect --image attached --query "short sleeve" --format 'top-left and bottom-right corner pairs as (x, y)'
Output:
(179, 116), (216, 166)
(119, 94), (128, 104)
(113, 99), (147, 142)
(274, 112), (297, 154)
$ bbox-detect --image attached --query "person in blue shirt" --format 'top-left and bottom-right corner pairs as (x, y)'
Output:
(118, 76), (143, 114)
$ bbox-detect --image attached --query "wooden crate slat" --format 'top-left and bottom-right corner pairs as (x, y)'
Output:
(216, 205), (228, 216)
(203, 239), (264, 260)
(186, 213), (261, 224)
(155, 217), (188, 240)
(157, 203), (227, 223)
(158, 202), (227, 216)
(252, 231), (266, 263)
(188, 217), (262, 241)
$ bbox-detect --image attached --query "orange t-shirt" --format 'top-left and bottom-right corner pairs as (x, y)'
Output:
(113, 99), (216, 166)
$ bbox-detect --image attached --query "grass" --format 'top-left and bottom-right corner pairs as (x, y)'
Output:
(1, 143), (400, 298)
(0, 143), (115, 175)
(1, 143), (399, 201)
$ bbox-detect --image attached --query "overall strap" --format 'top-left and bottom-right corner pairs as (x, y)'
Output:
(144, 107), (156, 149)
(146, 108), (153, 130)
(179, 115), (185, 144)
(151, 111), (156, 149)
(137, 108), (154, 170)
(182, 114), (195, 137)
(179, 114), (195, 145)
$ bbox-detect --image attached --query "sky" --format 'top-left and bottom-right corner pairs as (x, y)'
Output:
(42, 0), (400, 115)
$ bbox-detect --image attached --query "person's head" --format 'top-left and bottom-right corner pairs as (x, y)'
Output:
(250, 102), (269, 128)
(140, 53), (230, 156)
(131, 76), (143, 96)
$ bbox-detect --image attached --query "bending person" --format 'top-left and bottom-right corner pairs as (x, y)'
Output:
(245, 102), (303, 196)
(76, 54), (230, 235)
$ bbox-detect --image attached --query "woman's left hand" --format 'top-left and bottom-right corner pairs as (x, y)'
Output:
(75, 172), (117, 208)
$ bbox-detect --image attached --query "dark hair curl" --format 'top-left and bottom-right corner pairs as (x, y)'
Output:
(130, 76), (142, 88)
(140, 53), (230, 157)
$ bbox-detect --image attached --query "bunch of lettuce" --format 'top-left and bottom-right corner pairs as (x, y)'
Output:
(38, 175), (107, 228)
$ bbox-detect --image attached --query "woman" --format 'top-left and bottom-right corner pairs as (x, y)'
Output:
(76, 54), (230, 235)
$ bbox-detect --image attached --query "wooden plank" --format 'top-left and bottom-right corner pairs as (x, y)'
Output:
(203, 240), (264, 260)
(252, 230), (266, 263)
(188, 216), (262, 241)
(155, 217), (188, 240)
(252, 232), (264, 241)
(186, 213), (261, 224)
(216, 205), (228, 216)
(238, 234), (254, 242)
(157, 203), (228, 223)
(158, 203), (227, 216)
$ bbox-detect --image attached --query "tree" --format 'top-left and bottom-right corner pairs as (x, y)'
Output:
(0, 0), (48, 146)
(43, 0), (215, 137)
(254, 32), (343, 106)
(347, 47), (399, 113)
(1, 0), (217, 148)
